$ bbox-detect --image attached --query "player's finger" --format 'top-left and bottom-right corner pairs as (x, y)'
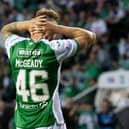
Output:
(37, 15), (47, 19)
(35, 21), (46, 26)
(32, 27), (44, 31)
(31, 25), (44, 30)
(37, 18), (47, 23)
(36, 16), (47, 22)
(30, 26), (43, 32)
(31, 30), (44, 35)
(33, 24), (47, 32)
(38, 19), (47, 23)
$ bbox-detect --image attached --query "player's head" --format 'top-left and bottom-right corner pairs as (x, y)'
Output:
(31, 8), (59, 40)
(35, 8), (59, 22)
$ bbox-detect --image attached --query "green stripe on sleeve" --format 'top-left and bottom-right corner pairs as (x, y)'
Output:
(74, 39), (80, 52)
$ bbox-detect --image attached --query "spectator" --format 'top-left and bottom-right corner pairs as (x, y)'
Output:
(64, 77), (79, 98)
(88, 12), (107, 37)
(97, 99), (116, 129)
(106, 1), (125, 24)
(78, 102), (97, 129)
(76, 11), (86, 28)
(62, 98), (78, 129)
(85, 50), (102, 79)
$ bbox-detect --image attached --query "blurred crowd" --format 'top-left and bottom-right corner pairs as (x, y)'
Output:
(0, 0), (129, 129)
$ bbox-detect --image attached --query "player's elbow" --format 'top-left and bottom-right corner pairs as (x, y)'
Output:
(1, 25), (8, 35)
(83, 31), (96, 47)
(74, 29), (96, 49)
(90, 32), (96, 45)
(1, 25), (12, 40)
(1, 26), (5, 34)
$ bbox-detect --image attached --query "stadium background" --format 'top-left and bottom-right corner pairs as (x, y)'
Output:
(0, 0), (129, 129)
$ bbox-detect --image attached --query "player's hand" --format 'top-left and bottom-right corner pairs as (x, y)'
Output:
(29, 25), (44, 35)
(43, 21), (57, 32)
(37, 17), (58, 32)
(28, 16), (46, 33)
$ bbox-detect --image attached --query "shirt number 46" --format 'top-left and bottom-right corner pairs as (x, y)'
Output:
(16, 69), (50, 102)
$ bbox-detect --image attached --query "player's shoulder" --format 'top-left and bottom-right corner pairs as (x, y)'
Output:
(5, 34), (27, 42)
(41, 38), (78, 51)
(40, 38), (79, 62)
(5, 34), (29, 47)
(4, 34), (29, 58)
(40, 39), (64, 51)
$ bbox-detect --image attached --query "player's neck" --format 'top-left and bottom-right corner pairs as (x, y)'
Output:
(31, 34), (42, 41)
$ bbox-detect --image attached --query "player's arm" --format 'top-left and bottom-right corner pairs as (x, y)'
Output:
(1, 16), (44, 40)
(43, 20), (96, 49)
(55, 25), (96, 49)
(1, 21), (29, 40)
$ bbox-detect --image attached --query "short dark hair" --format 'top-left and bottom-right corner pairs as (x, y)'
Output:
(35, 8), (60, 21)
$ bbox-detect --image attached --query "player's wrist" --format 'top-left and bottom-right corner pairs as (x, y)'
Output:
(26, 20), (33, 32)
(51, 24), (62, 34)
(45, 22), (58, 32)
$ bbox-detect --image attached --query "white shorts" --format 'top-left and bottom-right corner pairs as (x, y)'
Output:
(17, 123), (67, 129)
